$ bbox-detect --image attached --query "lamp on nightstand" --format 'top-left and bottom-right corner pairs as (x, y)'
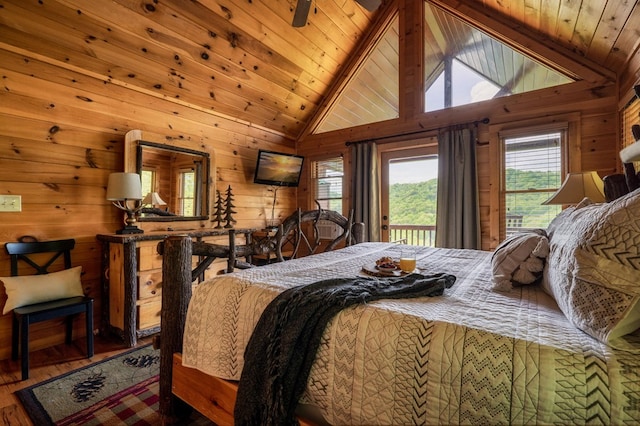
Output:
(106, 172), (144, 234)
(542, 171), (605, 205)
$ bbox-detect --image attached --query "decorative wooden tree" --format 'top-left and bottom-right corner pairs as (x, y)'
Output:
(223, 185), (237, 228)
(213, 190), (224, 229)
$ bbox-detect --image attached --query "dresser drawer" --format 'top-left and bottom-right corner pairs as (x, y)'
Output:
(138, 269), (162, 300)
(137, 241), (163, 271)
(138, 298), (162, 330)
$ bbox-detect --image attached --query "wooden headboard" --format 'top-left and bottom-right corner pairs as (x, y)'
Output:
(603, 163), (640, 202)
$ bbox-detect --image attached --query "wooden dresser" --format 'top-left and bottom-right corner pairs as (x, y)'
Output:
(96, 229), (253, 347)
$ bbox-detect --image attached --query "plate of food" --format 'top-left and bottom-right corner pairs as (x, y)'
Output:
(374, 256), (399, 273)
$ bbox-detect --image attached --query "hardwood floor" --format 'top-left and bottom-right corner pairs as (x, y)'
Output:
(0, 334), (152, 426)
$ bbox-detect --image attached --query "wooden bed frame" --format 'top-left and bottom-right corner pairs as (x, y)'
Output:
(157, 209), (364, 424)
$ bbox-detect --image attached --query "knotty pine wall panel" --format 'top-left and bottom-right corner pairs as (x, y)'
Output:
(0, 56), (294, 362)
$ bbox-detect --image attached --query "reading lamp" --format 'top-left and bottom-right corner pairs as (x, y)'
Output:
(106, 172), (144, 234)
(542, 171), (605, 205)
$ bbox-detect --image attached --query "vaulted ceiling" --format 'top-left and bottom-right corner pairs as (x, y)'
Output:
(3, 0), (637, 140)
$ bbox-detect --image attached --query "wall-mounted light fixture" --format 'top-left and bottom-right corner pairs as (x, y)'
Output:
(106, 172), (143, 234)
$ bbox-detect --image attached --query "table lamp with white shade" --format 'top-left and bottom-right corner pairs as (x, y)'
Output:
(106, 172), (144, 234)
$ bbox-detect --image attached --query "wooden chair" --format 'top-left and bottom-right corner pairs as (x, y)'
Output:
(273, 208), (359, 262)
(4, 239), (94, 380)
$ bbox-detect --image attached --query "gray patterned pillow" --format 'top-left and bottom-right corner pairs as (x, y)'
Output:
(544, 189), (640, 345)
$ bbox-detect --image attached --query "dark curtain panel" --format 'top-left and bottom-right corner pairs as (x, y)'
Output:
(350, 142), (380, 242)
(435, 127), (481, 249)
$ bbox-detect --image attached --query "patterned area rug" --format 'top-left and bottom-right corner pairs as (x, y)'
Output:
(15, 344), (212, 425)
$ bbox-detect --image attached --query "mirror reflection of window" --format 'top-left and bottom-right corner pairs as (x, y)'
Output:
(141, 169), (155, 196)
(135, 140), (209, 221)
(179, 169), (196, 216)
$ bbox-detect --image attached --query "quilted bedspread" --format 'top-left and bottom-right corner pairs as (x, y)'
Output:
(182, 242), (640, 425)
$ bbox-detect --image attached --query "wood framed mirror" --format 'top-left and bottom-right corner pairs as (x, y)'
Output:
(124, 130), (212, 223)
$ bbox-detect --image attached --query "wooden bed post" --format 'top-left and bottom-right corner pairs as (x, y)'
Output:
(159, 236), (193, 424)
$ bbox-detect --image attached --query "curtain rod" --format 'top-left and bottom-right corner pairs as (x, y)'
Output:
(344, 117), (490, 146)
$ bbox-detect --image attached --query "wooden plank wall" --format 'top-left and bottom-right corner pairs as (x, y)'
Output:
(0, 46), (295, 361)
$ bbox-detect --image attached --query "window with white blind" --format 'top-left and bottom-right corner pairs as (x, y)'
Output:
(313, 157), (344, 213)
(502, 128), (565, 236)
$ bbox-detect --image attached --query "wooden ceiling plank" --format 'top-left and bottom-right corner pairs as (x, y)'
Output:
(0, 23), (299, 132)
(603, 2), (640, 74)
(539, 0), (561, 36)
(308, 1), (371, 56)
(0, 49), (297, 143)
(523, 0), (542, 30)
(588, 0), (636, 66)
(2, 49), (302, 141)
(107, 0), (329, 106)
(555, 0), (581, 48)
(319, 0), (376, 33)
(3, 0), (308, 135)
(570, 0), (606, 58)
(192, 0), (344, 79)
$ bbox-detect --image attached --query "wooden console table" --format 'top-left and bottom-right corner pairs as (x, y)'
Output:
(96, 229), (253, 347)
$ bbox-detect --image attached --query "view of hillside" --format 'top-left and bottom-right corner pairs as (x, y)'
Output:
(389, 169), (561, 229)
(389, 179), (438, 225)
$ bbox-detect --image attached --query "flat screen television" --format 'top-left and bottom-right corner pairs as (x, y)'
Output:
(253, 150), (304, 187)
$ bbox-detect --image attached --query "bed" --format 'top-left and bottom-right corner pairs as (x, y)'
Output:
(157, 191), (640, 425)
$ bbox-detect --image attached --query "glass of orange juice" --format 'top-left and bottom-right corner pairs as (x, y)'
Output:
(399, 249), (416, 273)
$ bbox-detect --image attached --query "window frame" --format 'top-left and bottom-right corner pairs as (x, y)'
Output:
(177, 168), (196, 216)
(140, 168), (157, 198)
(488, 116), (581, 248)
(499, 123), (569, 240)
(311, 155), (345, 216)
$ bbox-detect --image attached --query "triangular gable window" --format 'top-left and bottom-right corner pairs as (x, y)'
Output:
(424, 2), (573, 111)
(313, 2), (575, 134)
(315, 15), (400, 134)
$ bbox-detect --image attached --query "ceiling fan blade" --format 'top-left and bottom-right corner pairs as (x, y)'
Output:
(355, 0), (382, 12)
(292, 0), (312, 27)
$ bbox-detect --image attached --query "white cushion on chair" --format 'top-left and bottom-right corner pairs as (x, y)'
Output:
(1, 266), (84, 315)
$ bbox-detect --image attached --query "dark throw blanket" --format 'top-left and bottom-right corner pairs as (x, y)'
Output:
(234, 272), (457, 426)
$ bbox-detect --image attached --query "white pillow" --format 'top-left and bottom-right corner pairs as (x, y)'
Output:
(544, 189), (640, 345)
(491, 230), (549, 291)
(1, 266), (84, 315)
